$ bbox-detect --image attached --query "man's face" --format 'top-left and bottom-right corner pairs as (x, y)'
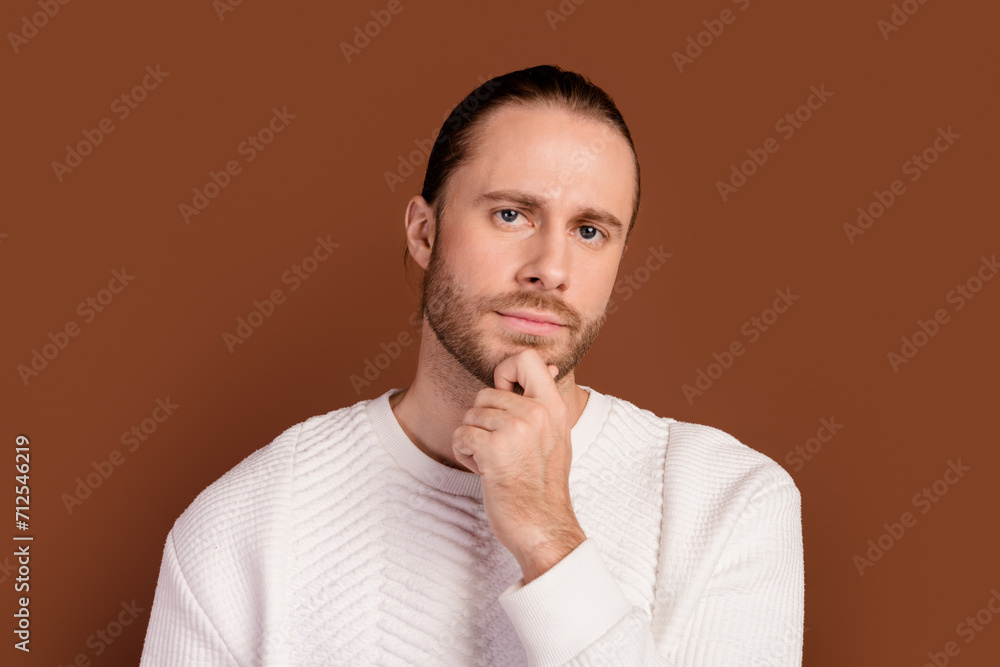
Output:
(421, 103), (635, 388)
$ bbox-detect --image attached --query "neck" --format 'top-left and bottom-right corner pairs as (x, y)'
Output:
(390, 318), (590, 472)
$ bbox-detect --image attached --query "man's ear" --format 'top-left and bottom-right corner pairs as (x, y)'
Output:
(404, 195), (436, 271)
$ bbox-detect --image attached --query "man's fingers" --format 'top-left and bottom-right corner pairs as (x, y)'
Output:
(452, 424), (484, 475)
(462, 407), (506, 431)
(493, 350), (558, 401)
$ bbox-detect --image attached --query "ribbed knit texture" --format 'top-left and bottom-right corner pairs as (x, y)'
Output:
(140, 385), (804, 666)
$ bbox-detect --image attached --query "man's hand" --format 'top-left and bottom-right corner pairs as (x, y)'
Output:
(451, 349), (586, 583)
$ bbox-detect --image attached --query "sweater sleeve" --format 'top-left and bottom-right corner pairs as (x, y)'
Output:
(139, 531), (241, 667)
(498, 476), (804, 666)
(670, 477), (805, 665)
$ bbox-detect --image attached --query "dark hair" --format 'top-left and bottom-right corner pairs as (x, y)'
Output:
(403, 64), (641, 318)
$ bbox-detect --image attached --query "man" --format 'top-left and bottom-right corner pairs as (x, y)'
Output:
(140, 65), (804, 666)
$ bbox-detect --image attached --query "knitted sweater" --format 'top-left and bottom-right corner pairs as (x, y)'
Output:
(139, 385), (804, 666)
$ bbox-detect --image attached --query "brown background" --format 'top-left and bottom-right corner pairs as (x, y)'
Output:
(2, 0), (998, 664)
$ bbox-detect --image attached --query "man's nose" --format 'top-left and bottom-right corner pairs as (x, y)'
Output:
(517, 224), (571, 290)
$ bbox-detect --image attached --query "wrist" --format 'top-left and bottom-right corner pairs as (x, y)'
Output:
(517, 527), (587, 584)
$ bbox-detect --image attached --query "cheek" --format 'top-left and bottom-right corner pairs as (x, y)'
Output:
(585, 266), (619, 307)
(443, 255), (502, 303)
(454, 246), (517, 285)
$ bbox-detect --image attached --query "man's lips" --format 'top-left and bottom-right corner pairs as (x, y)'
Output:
(495, 310), (565, 326)
(494, 310), (567, 336)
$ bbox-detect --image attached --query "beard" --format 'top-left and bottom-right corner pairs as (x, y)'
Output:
(420, 228), (608, 390)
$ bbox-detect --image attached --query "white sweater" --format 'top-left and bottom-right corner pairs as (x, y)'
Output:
(140, 385), (804, 666)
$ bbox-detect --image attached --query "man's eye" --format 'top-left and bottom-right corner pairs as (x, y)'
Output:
(496, 209), (521, 224)
(580, 225), (601, 241)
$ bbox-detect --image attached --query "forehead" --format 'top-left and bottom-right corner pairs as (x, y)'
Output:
(449, 103), (636, 225)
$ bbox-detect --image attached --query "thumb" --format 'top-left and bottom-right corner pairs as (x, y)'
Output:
(548, 365), (559, 380)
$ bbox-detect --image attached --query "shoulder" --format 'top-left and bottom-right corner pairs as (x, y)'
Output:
(166, 397), (374, 563)
(600, 391), (796, 498)
(660, 419), (800, 545)
(665, 419), (795, 492)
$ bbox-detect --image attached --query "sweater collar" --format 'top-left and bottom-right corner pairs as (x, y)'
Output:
(365, 385), (611, 499)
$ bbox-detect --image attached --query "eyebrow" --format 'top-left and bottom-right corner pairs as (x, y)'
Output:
(475, 189), (626, 234)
